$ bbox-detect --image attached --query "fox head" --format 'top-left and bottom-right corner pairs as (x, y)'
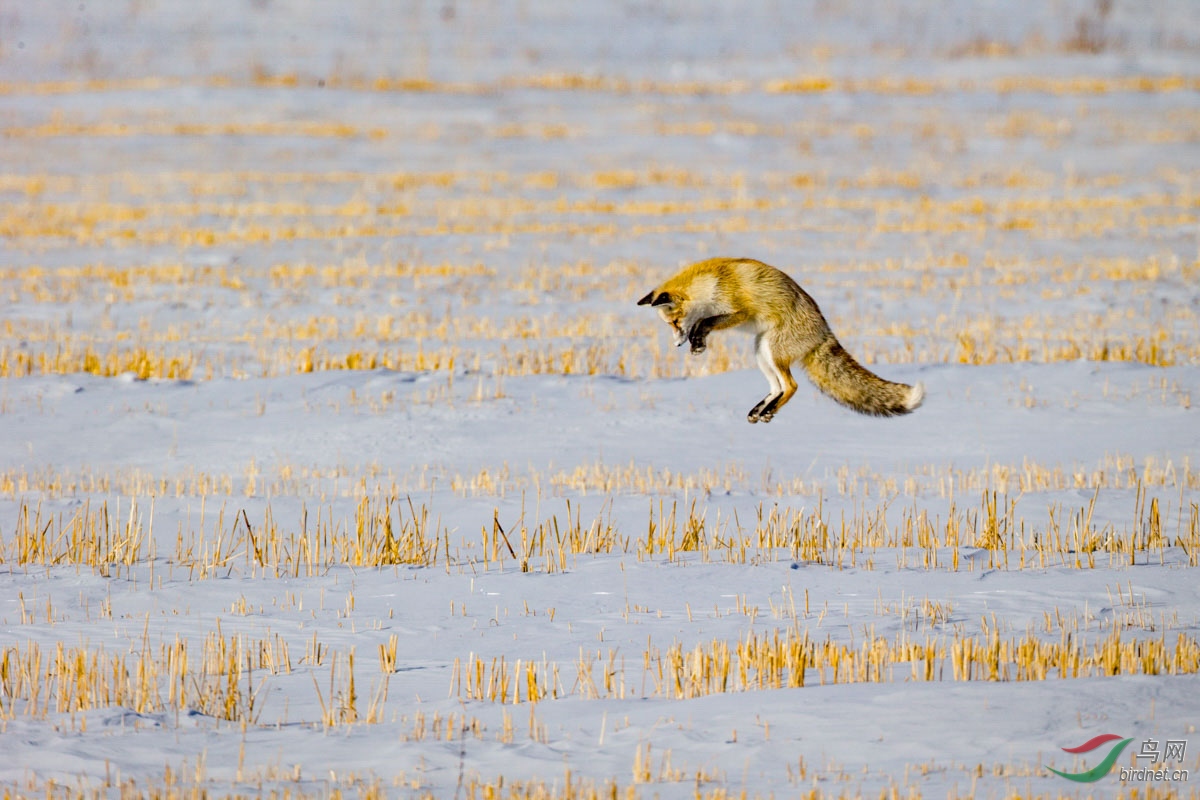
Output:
(637, 289), (688, 346)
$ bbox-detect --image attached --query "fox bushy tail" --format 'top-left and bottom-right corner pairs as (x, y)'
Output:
(801, 337), (924, 417)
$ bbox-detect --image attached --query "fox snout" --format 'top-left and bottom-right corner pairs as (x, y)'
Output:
(638, 290), (688, 345)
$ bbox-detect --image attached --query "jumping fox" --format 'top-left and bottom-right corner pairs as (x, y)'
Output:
(638, 257), (924, 423)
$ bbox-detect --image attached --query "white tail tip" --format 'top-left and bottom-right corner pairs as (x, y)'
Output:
(906, 382), (926, 411)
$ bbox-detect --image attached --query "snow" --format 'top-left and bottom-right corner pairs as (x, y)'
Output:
(1, 1), (1198, 797)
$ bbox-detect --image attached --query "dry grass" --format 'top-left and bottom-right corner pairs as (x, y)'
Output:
(7, 771), (1196, 800)
(447, 622), (1200, 706)
(1, 72), (1195, 99)
(0, 631), (275, 723)
(1, 454), (1193, 503)
(3, 486), (1195, 577)
(1, 482), (1194, 738)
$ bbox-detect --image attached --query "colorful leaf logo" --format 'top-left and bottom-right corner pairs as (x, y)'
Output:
(1048, 734), (1134, 783)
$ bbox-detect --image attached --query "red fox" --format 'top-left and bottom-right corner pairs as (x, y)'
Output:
(638, 257), (924, 422)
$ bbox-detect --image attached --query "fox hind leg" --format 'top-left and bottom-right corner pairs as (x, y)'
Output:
(748, 336), (798, 423)
(756, 365), (797, 422)
(748, 335), (782, 423)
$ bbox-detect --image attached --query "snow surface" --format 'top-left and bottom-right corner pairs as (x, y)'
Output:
(1, 1), (1198, 797)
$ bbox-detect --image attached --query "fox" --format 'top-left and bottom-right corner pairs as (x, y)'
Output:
(637, 257), (924, 423)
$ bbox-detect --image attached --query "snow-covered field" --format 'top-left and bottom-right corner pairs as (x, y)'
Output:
(1, 2), (1198, 797)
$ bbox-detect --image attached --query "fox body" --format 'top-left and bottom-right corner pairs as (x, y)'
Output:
(637, 258), (924, 422)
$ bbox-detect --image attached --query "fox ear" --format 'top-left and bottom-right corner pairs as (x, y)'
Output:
(637, 290), (675, 307)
